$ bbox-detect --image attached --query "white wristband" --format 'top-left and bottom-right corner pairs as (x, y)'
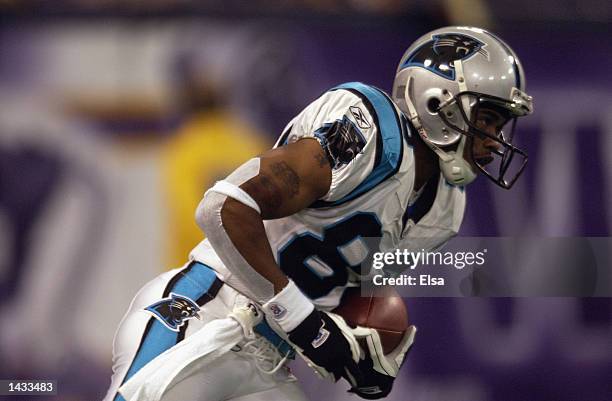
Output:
(262, 280), (314, 332)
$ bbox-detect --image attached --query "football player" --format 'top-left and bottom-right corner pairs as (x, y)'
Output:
(104, 26), (532, 401)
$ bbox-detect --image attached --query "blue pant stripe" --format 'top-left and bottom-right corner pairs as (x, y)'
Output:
(115, 262), (218, 396)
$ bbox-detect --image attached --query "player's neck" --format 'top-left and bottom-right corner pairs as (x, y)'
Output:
(413, 134), (439, 192)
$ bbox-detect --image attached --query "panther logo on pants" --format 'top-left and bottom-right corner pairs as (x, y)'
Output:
(145, 293), (201, 331)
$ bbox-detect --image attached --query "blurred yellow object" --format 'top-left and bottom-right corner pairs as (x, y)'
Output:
(162, 111), (269, 268)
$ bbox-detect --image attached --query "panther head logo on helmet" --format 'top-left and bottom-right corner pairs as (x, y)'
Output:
(392, 26), (533, 189)
(401, 33), (489, 80)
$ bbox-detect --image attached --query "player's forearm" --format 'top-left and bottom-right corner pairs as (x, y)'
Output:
(220, 198), (289, 294)
(197, 188), (289, 301)
(197, 140), (331, 301)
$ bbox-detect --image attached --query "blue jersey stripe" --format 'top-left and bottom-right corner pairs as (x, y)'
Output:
(118, 262), (218, 392)
(312, 82), (403, 207)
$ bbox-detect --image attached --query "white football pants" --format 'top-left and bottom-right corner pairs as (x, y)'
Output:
(102, 261), (308, 401)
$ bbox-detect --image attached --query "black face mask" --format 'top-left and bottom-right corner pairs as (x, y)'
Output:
(437, 91), (529, 189)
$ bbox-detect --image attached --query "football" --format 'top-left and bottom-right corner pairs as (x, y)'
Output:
(332, 286), (409, 354)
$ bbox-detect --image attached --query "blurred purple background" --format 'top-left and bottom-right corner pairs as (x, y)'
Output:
(0, 1), (610, 400)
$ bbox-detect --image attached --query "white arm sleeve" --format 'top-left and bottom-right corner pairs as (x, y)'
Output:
(196, 190), (275, 302)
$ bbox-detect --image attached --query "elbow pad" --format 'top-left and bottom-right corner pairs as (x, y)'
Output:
(206, 181), (261, 214)
(196, 157), (262, 229)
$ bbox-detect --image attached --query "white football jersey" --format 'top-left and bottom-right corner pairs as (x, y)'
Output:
(191, 82), (465, 308)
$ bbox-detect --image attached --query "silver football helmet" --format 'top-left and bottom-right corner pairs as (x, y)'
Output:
(392, 26), (533, 189)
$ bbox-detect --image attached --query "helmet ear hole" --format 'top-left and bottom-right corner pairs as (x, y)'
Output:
(427, 97), (441, 113)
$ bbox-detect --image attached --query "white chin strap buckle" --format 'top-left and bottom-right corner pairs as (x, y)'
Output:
(434, 136), (477, 187)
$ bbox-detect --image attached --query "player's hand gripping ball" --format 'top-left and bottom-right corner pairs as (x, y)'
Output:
(333, 286), (416, 399)
(333, 286), (410, 353)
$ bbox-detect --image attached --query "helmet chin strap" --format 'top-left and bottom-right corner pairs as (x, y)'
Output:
(402, 61), (477, 187)
(436, 135), (477, 185)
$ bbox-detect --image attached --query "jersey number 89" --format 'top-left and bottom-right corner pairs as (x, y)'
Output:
(278, 212), (382, 298)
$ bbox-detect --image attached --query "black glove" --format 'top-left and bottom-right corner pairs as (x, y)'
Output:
(346, 324), (417, 399)
(348, 356), (395, 399)
(261, 280), (363, 383)
(288, 309), (362, 382)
